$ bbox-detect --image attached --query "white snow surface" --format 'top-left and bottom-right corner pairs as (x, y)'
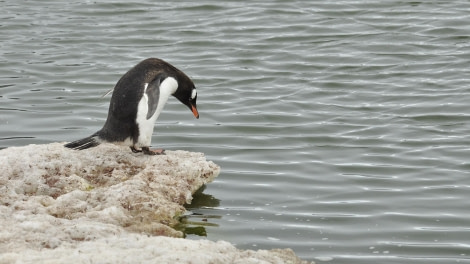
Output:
(0, 143), (311, 264)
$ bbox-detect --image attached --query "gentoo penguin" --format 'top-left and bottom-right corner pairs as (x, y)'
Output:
(64, 58), (199, 155)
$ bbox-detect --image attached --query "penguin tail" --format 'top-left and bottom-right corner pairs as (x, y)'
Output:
(64, 134), (101, 150)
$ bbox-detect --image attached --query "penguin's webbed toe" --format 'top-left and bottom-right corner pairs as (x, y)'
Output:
(142, 147), (165, 155)
(130, 146), (141, 153)
(131, 146), (165, 155)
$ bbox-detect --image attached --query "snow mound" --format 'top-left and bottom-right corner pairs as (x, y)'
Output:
(0, 143), (311, 263)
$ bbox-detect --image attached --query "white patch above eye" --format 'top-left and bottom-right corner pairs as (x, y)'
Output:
(191, 89), (197, 100)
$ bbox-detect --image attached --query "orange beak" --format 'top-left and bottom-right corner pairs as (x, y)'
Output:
(191, 104), (199, 119)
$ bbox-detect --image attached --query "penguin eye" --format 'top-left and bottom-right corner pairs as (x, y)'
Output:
(191, 89), (197, 100)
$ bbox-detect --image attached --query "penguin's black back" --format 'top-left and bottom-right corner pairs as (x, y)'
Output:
(98, 63), (145, 143)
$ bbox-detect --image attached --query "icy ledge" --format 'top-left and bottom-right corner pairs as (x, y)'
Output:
(0, 143), (311, 264)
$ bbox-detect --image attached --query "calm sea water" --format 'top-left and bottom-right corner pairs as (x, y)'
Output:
(2, 1), (470, 263)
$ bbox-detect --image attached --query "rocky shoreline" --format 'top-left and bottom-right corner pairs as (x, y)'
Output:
(0, 143), (311, 263)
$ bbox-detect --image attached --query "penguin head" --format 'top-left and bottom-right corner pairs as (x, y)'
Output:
(139, 58), (200, 119)
(173, 76), (199, 119)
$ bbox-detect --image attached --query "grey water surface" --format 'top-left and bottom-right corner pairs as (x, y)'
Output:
(1, 1), (470, 263)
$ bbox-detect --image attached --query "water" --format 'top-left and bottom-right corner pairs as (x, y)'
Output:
(2, 1), (470, 263)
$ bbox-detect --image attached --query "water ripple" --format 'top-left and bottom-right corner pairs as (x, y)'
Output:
(2, 1), (470, 263)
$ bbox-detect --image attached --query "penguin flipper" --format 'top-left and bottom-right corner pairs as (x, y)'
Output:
(145, 73), (166, 120)
(64, 135), (101, 150)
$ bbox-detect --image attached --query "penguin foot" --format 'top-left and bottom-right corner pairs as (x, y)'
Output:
(142, 147), (166, 155)
(130, 146), (165, 155)
(130, 146), (141, 153)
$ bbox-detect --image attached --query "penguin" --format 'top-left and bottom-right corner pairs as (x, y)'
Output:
(64, 58), (199, 155)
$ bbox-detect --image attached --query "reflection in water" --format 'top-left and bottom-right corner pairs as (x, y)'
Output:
(186, 185), (221, 208)
(176, 185), (221, 237)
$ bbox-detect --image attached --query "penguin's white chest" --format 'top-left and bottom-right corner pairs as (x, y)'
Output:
(135, 77), (178, 147)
